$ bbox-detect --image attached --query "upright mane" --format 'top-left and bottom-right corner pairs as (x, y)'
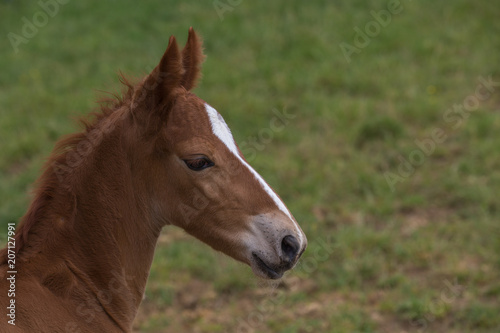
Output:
(0, 77), (136, 263)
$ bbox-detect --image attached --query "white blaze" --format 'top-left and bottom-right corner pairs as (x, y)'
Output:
(204, 104), (303, 245)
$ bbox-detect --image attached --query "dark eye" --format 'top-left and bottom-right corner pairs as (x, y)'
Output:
(183, 157), (214, 171)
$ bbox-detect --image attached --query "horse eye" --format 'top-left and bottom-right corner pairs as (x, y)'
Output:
(184, 157), (214, 171)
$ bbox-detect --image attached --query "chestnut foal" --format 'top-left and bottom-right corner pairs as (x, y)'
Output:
(0, 29), (306, 332)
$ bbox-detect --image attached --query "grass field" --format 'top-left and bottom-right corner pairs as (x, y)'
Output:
(1, 1), (500, 332)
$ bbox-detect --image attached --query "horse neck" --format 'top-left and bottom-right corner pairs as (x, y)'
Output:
(26, 125), (162, 327)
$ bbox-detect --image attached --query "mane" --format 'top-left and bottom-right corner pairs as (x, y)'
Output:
(0, 75), (136, 263)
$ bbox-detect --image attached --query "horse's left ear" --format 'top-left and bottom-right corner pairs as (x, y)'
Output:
(180, 27), (205, 91)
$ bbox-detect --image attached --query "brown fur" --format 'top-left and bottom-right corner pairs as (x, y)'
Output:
(0, 29), (306, 332)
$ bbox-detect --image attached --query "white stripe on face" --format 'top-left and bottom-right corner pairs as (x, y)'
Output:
(204, 103), (303, 246)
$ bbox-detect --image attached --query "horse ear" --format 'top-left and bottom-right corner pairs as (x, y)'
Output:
(133, 35), (184, 110)
(180, 27), (205, 91)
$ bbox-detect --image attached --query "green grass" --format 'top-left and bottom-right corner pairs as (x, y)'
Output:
(1, 0), (500, 332)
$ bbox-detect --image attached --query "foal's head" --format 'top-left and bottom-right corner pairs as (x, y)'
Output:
(126, 29), (306, 279)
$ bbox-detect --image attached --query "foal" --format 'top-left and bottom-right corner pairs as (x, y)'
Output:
(0, 28), (307, 332)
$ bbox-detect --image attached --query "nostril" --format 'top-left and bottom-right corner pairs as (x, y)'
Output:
(281, 235), (300, 263)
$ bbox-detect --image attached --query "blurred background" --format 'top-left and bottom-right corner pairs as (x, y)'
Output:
(1, 1), (499, 332)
